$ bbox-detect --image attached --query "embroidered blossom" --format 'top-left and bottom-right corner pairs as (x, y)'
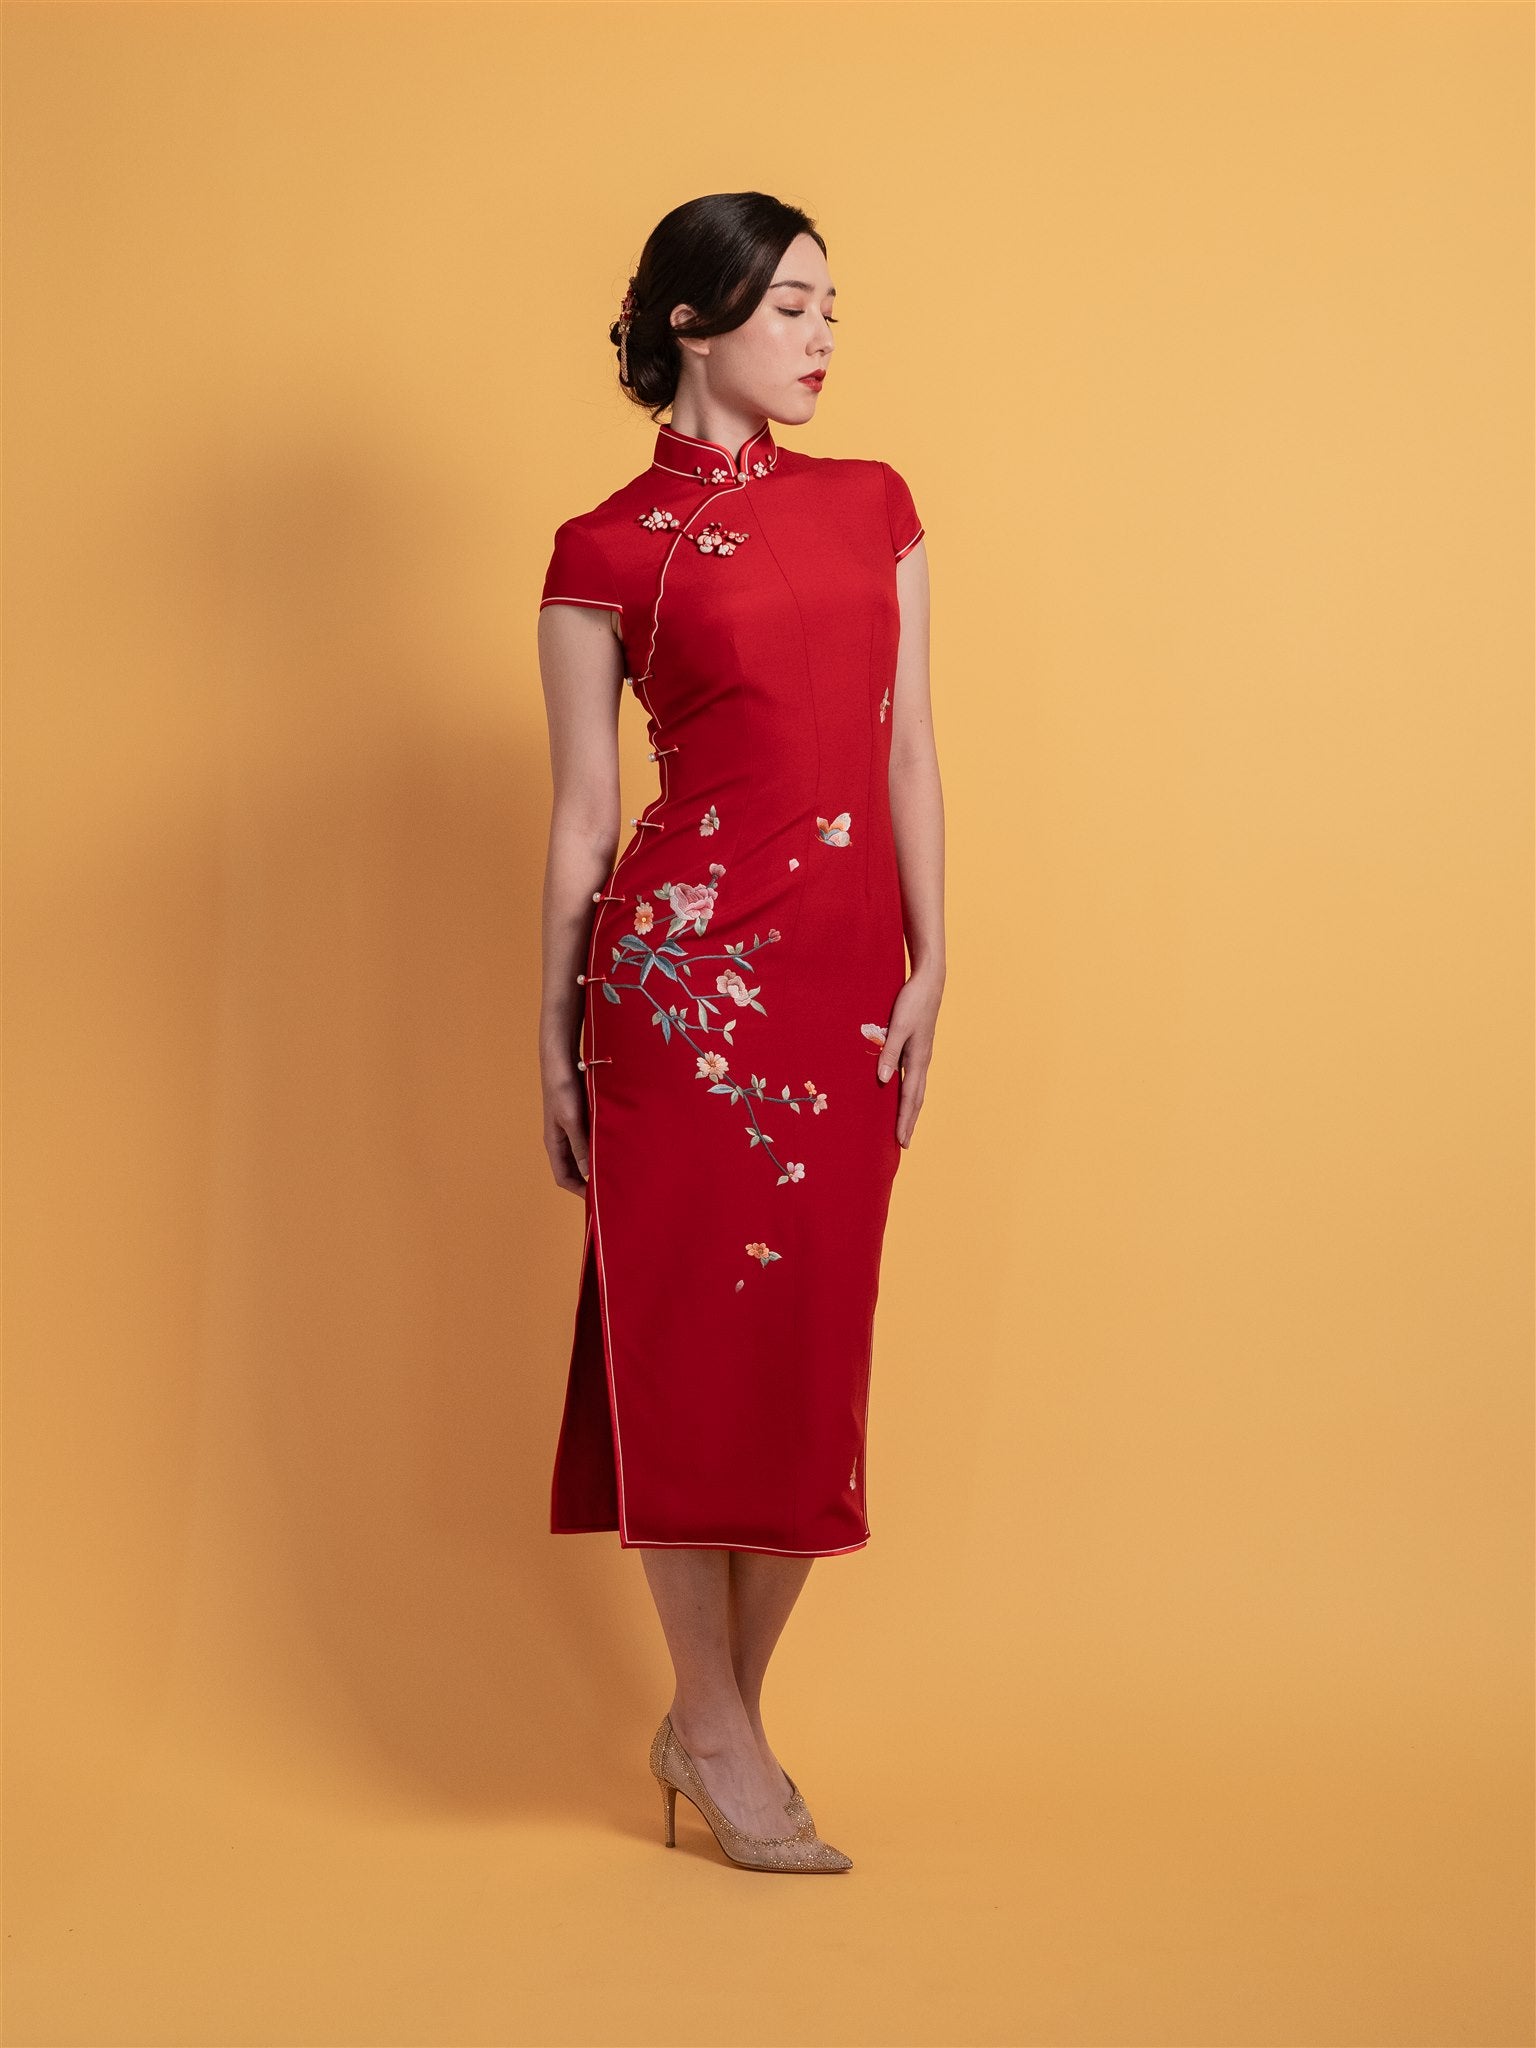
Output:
(779, 1161), (805, 1185)
(805, 1081), (828, 1113)
(696, 1050), (730, 1080)
(860, 1023), (888, 1049)
(692, 522), (750, 556)
(879, 686), (891, 722)
(745, 1242), (782, 1265)
(634, 900), (654, 933)
(665, 880), (717, 934)
(816, 811), (852, 846)
(699, 803), (720, 836)
(637, 506), (681, 531)
(716, 967), (760, 1006)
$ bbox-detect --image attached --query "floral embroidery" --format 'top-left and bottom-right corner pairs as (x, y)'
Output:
(691, 521), (749, 556)
(634, 900), (654, 933)
(816, 811), (852, 846)
(746, 1241), (782, 1266)
(716, 965), (760, 1007)
(639, 508), (749, 552)
(594, 868), (826, 1183)
(750, 459), (769, 477)
(860, 1022), (887, 1051)
(665, 870), (723, 934)
(879, 686), (891, 722)
(699, 803), (720, 836)
(788, 857), (799, 870)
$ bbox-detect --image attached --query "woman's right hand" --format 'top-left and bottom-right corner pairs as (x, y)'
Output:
(544, 1065), (591, 1194)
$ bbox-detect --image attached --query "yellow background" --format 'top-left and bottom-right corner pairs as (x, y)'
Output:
(6, 4), (1531, 2043)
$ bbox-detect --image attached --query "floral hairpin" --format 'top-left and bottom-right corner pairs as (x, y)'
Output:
(616, 279), (638, 386)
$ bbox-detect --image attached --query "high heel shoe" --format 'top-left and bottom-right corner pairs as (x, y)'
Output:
(649, 1715), (852, 1873)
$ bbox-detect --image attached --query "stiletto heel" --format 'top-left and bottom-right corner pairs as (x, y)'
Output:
(647, 1714), (851, 1874)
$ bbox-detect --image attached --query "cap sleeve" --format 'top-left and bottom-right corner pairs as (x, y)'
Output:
(879, 461), (925, 562)
(539, 517), (622, 616)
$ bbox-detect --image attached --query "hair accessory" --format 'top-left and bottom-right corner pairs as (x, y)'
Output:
(617, 278), (638, 385)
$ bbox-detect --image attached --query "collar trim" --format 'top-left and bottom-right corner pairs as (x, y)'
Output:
(651, 420), (779, 485)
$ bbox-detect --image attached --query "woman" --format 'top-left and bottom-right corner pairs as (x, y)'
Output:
(536, 192), (944, 1872)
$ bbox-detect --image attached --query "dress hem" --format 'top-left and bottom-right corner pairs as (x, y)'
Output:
(549, 1523), (871, 1558)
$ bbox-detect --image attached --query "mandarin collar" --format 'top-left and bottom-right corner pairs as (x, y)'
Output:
(650, 419), (779, 486)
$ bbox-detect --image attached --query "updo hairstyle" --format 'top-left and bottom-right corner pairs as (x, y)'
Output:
(611, 192), (826, 416)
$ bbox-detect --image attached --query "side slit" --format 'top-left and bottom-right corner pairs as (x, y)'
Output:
(549, 1224), (620, 1532)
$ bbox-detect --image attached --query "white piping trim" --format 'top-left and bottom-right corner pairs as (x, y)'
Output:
(622, 1534), (871, 1555)
(540, 594), (623, 612)
(894, 525), (925, 561)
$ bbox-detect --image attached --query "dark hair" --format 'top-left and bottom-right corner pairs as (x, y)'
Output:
(610, 192), (827, 417)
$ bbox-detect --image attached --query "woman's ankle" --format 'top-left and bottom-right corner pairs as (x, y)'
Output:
(669, 1697), (753, 1757)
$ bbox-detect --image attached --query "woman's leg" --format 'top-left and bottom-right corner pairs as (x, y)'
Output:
(638, 1547), (809, 1838)
(727, 1551), (814, 1791)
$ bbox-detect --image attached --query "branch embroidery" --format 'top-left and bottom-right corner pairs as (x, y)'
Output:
(595, 859), (829, 1185)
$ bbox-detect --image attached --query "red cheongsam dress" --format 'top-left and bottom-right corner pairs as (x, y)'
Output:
(540, 419), (925, 1556)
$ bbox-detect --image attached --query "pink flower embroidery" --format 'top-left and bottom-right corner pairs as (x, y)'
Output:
(745, 1241), (782, 1266)
(860, 1023), (888, 1050)
(637, 506), (681, 531)
(634, 900), (654, 933)
(816, 811), (852, 846)
(691, 521), (749, 556)
(695, 1050), (730, 1080)
(666, 880), (717, 934)
(716, 967), (760, 1006)
(699, 803), (720, 836)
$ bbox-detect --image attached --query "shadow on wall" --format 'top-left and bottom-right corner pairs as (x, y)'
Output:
(125, 420), (660, 1823)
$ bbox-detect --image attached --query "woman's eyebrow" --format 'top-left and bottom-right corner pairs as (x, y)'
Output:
(769, 279), (836, 296)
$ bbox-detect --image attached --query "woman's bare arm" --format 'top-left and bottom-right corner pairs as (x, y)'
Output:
(538, 605), (626, 1192)
(884, 541), (945, 1147)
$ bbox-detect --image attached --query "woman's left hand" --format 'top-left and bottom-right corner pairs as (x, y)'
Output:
(878, 965), (943, 1148)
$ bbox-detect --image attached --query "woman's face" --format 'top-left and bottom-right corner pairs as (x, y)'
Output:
(672, 231), (836, 427)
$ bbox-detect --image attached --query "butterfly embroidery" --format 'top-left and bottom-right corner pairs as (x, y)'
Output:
(816, 811), (852, 847)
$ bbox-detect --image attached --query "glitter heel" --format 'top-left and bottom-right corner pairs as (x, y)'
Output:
(648, 1714), (852, 1873)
